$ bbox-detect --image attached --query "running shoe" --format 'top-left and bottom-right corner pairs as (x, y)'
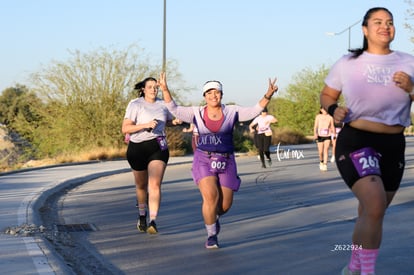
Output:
(341, 266), (361, 275)
(205, 235), (219, 249)
(137, 215), (147, 232)
(147, 220), (158, 234)
(331, 156), (335, 163)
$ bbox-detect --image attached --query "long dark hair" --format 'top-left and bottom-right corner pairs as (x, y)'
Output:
(349, 7), (393, 59)
(134, 77), (157, 97)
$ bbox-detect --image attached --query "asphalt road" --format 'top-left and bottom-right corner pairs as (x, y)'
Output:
(47, 142), (414, 275)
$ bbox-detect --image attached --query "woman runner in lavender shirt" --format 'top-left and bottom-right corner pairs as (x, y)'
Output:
(320, 7), (414, 275)
(159, 72), (278, 249)
(122, 77), (180, 235)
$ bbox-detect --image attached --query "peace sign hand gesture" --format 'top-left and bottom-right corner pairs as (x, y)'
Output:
(265, 77), (278, 99)
(158, 71), (168, 92)
(158, 71), (173, 103)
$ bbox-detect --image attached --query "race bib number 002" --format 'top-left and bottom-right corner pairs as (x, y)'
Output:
(209, 155), (228, 173)
(349, 147), (381, 177)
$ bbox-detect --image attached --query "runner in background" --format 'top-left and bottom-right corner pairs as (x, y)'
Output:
(313, 107), (335, 171)
(249, 108), (278, 168)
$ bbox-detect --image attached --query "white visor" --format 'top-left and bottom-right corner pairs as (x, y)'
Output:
(202, 81), (222, 95)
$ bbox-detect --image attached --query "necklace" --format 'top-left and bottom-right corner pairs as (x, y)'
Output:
(209, 108), (222, 119)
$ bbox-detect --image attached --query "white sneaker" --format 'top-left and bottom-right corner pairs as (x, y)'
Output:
(320, 163), (328, 171)
(331, 156), (335, 163)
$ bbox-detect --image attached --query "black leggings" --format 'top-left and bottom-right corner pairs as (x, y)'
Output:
(256, 133), (271, 163)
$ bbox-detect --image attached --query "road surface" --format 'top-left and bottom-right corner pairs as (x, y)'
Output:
(45, 142), (414, 275)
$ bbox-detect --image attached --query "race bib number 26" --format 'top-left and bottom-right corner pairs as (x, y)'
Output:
(349, 147), (381, 177)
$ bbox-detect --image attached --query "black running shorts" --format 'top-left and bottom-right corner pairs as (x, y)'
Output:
(335, 124), (405, 191)
(126, 138), (169, 171)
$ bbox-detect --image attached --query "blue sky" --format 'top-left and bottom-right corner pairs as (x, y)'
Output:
(1, 0), (413, 105)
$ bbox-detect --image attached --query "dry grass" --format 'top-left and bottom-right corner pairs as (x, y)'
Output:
(55, 147), (127, 163)
(2, 146), (186, 173)
(5, 147), (128, 172)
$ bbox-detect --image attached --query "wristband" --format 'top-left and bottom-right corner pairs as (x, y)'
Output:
(327, 104), (338, 117)
(264, 94), (272, 100)
(410, 86), (414, 95)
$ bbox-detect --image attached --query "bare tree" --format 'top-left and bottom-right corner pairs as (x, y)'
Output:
(29, 44), (188, 156)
